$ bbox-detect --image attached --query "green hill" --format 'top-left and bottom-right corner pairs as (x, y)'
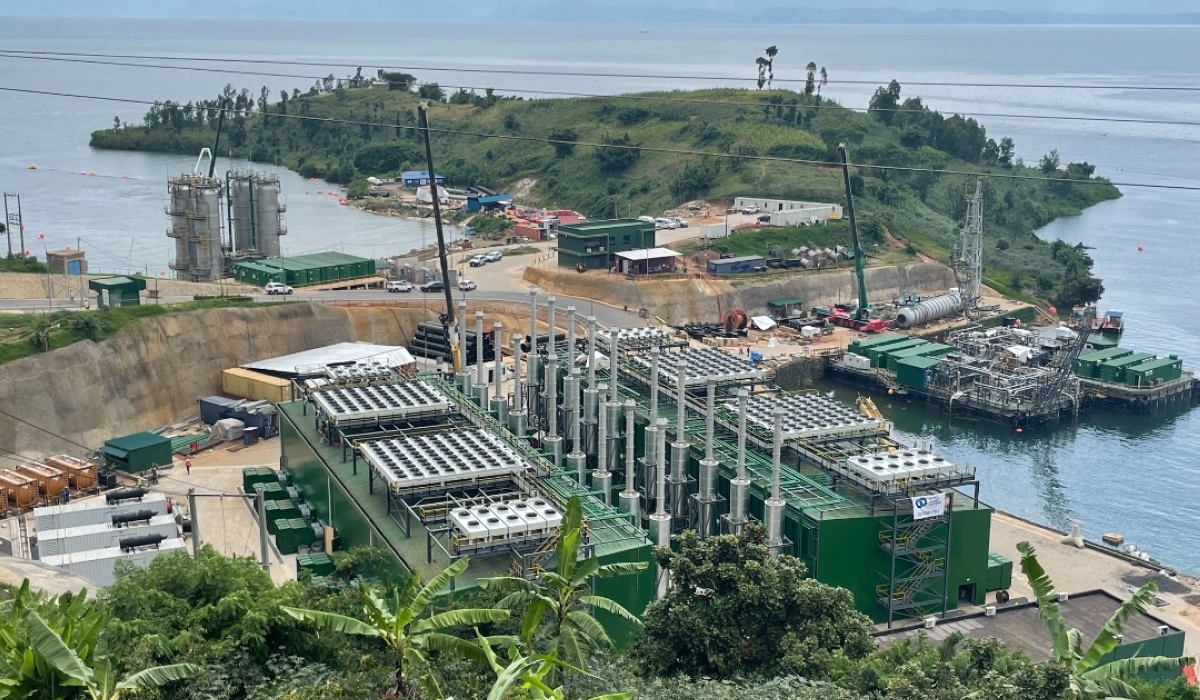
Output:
(90, 78), (1117, 306)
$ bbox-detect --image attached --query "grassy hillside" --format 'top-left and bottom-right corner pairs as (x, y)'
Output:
(90, 79), (1117, 306)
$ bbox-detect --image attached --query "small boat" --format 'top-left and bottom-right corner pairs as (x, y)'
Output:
(1070, 304), (1124, 341)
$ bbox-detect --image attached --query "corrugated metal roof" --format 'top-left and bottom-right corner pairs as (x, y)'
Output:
(614, 247), (679, 261)
(710, 255), (765, 264)
(104, 431), (170, 452)
(243, 342), (415, 377)
(768, 297), (803, 306)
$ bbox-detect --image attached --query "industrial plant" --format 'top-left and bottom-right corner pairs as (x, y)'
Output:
(274, 292), (1000, 625)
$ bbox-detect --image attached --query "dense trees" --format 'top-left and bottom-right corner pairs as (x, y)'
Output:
(632, 526), (873, 680)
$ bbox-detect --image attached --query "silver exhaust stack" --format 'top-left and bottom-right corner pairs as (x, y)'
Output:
(725, 389), (751, 533)
(765, 406), (786, 556)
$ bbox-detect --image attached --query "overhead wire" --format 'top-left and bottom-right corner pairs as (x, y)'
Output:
(1, 50), (1198, 128)
(4, 48), (1200, 92)
(2, 85), (1198, 192)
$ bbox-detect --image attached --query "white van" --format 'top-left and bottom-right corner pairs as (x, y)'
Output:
(654, 217), (676, 230)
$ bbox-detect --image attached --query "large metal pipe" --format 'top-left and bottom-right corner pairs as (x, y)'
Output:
(696, 378), (719, 538)
(765, 406), (786, 555)
(527, 288), (540, 421)
(475, 310), (487, 404)
(582, 316), (599, 462)
(509, 332), (527, 435)
(649, 418), (672, 600)
(618, 398), (639, 518)
(566, 369), (586, 482)
(547, 296), (557, 354)
(727, 389), (751, 532)
(649, 346), (661, 423)
(491, 321), (507, 423)
(669, 357), (689, 519)
(544, 322), (561, 466)
(608, 327), (620, 405)
(457, 299), (470, 393)
(895, 289), (962, 328)
(593, 382), (611, 499)
(567, 306), (577, 365)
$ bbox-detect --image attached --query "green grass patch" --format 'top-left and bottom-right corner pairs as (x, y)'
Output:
(0, 298), (266, 365)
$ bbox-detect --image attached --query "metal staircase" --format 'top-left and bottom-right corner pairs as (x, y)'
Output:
(877, 494), (953, 627)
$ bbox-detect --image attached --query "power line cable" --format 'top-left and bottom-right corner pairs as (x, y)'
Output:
(2, 85), (1198, 192)
(4, 48), (1200, 92)
(3, 51), (1197, 129)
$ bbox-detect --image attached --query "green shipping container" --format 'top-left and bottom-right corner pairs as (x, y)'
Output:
(895, 355), (943, 389)
(886, 343), (953, 372)
(253, 482), (287, 501)
(869, 338), (928, 367)
(848, 333), (905, 357)
(298, 551), (336, 578)
(275, 517), (313, 554)
(1073, 347), (1133, 378)
(242, 467), (278, 494)
(1125, 358), (1183, 387)
(986, 552), (1013, 591)
(1097, 352), (1155, 383)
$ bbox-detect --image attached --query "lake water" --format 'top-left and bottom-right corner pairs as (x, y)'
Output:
(2, 18), (1199, 569)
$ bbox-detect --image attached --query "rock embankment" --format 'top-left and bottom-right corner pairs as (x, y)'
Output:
(0, 302), (433, 458)
(524, 263), (956, 325)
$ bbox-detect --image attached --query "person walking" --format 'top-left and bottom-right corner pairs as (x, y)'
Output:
(185, 457), (192, 475)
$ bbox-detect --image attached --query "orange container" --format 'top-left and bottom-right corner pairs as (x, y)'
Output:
(44, 455), (97, 490)
(0, 470), (38, 508)
(16, 463), (67, 500)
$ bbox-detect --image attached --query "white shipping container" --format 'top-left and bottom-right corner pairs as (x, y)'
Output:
(37, 515), (179, 557)
(34, 492), (168, 532)
(41, 538), (187, 587)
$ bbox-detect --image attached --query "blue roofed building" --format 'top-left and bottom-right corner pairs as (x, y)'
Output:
(401, 171), (445, 188)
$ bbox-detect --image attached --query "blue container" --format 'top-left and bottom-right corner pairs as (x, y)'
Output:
(749, 351), (763, 363)
(243, 428), (259, 446)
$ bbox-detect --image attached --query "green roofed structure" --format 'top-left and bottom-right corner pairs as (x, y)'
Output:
(556, 218), (655, 270)
(88, 277), (146, 308)
(101, 432), (172, 474)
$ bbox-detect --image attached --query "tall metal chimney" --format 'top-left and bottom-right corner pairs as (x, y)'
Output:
(669, 357), (689, 519)
(694, 378), (719, 538)
(491, 320), (507, 423)
(543, 301), (562, 467)
(509, 332), (527, 435)
(527, 287), (539, 419)
(457, 299), (470, 394)
(765, 406), (786, 556)
(725, 389), (751, 533)
(582, 316), (599, 464)
(649, 417), (672, 600)
(593, 382), (612, 502)
(648, 346), (661, 424)
(475, 310), (488, 405)
(565, 367), (585, 483)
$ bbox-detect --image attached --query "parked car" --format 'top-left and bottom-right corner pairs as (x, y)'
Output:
(264, 282), (293, 295)
(637, 215), (656, 224)
(469, 254), (488, 267)
(672, 217), (689, 228)
(654, 217), (676, 230)
(457, 279), (477, 292)
(419, 280), (445, 293)
(386, 280), (412, 293)
(740, 205), (759, 214)
(484, 250), (503, 262)
(757, 214), (772, 223)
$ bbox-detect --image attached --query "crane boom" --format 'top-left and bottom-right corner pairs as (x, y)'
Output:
(418, 103), (462, 372)
(838, 144), (870, 321)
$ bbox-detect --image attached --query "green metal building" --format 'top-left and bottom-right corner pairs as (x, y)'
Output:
(1073, 347), (1133, 379)
(1125, 357), (1184, 387)
(896, 355), (944, 390)
(556, 219), (656, 270)
(100, 432), (173, 474)
(1096, 352), (1156, 384)
(277, 378), (655, 615)
(848, 333), (906, 357)
(88, 277), (146, 308)
(234, 252), (375, 287)
(885, 342), (953, 372)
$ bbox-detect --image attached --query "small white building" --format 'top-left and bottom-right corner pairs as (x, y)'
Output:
(614, 247), (681, 275)
(733, 197), (842, 225)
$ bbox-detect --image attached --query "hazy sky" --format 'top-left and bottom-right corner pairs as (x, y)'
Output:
(4, 0), (1196, 18)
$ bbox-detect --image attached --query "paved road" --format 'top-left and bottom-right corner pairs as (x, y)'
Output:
(0, 289), (646, 329)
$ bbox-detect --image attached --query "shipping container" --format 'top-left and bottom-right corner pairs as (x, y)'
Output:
(986, 552), (1013, 591)
(867, 338), (927, 367)
(17, 463), (67, 500)
(0, 470), (39, 508)
(847, 333), (905, 357)
(275, 517), (313, 554)
(1073, 347), (1133, 378)
(37, 515), (179, 557)
(885, 342), (953, 372)
(34, 491), (168, 532)
(44, 455), (97, 490)
(242, 467), (280, 494)
(895, 355), (943, 390)
(1096, 352), (1156, 384)
(706, 255), (765, 275)
(1125, 357), (1183, 387)
(297, 551), (335, 577)
(41, 538), (187, 586)
(247, 252), (375, 288)
(222, 368), (292, 403)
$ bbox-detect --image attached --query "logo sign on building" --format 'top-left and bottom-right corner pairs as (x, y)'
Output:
(912, 493), (948, 520)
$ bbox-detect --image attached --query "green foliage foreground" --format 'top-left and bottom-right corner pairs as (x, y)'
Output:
(3, 516), (1193, 700)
